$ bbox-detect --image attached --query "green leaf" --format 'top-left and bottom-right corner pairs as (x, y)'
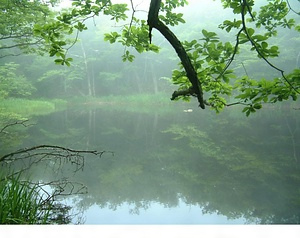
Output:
(54, 59), (63, 65)
(261, 42), (268, 49)
(247, 28), (255, 36)
(122, 50), (135, 62)
(253, 103), (262, 109)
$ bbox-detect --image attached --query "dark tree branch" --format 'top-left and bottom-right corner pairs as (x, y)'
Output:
(0, 144), (110, 162)
(218, 28), (243, 79)
(226, 101), (250, 107)
(286, 0), (300, 15)
(147, 0), (205, 109)
(147, 0), (161, 44)
(243, 0), (255, 20)
(155, 20), (205, 109)
(0, 119), (34, 135)
(171, 86), (195, 100)
(129, 0), (136, 30)
(0, 40), (44, 50)
(0, 53), (22, 58)
(0, 33), (34, 40)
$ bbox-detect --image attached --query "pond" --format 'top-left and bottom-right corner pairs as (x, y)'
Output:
(1, 101), (300, 224)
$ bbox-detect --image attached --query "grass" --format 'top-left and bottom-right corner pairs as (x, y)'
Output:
(0, 173), (73, 224)
(0, 93), (193, 116)
(0, 98), (67, 117)
(68, 93), (190, 114)
(69, 93), (169, 104)
(0, 174), (51, 224)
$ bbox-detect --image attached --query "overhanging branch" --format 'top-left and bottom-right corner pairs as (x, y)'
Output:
(241, 0), (300, 94)
(147, 0), (205, 109)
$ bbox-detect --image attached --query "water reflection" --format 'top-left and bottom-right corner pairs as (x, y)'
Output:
(2, 103), (300, 224)
(82, 200), (247, 224)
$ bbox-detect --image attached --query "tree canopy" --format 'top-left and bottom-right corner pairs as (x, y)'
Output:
(0, 0), (61, 58)
(2, 0), (300, 115)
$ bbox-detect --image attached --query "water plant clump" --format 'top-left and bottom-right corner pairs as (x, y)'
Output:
(0, 174), (71, 224)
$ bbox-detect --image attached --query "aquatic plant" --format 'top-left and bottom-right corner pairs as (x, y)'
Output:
(0, 174), (52, 224)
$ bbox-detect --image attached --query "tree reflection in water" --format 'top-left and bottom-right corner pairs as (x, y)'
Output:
(1, 103), (299, 224)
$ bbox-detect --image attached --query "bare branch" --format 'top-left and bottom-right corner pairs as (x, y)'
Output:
(0, 144), (110, 162)
(0, 39), (44, 50)
(0, 53), (22, 58)
(0, 119), (34, 135)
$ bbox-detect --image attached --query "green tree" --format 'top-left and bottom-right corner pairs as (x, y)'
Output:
(32, 0), (300, 115)
(0, 0), (60, 58)
(0, 63), (36, 99)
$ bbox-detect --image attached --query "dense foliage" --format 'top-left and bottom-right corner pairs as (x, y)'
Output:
(30, 0), (300, 115)
(0, 0), (60, 58)
(0, 0), (299, 115)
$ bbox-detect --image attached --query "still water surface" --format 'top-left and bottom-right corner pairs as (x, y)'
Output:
(4, 102), (300, 224)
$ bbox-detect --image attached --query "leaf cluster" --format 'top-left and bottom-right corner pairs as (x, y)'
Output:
(171, 30), (236, 112)
(215, 0), (300, 115)
(255, 0), (296, 36)
(0, 0), (60, 57)
(159, 0), (187, 26)
(235, 70), (299, 116)
(33, 0), (123, 65)
(104, 18), (160, 62)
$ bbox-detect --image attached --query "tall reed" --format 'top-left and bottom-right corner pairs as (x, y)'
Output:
(0, 174), (51, 224)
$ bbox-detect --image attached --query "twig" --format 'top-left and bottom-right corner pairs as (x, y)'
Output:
(286, 0), (300, 15)
(0, 119), (34, 134)
(217, 28), (243, 79)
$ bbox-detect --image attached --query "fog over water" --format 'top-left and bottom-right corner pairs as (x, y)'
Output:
(1, 0), (300, 225)
(4, 102), (299, 224)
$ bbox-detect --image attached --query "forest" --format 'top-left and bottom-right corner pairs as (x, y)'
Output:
(0, 0), (300, 225)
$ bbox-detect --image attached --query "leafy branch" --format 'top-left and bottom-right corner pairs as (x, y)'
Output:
(240, 0), (299, 94)
(213, 0), (300, 115)
(34, 0), (124, 66)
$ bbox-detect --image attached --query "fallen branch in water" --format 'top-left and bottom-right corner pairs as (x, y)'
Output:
(0, 144), (110, 162)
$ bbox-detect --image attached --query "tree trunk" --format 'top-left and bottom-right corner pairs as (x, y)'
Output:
(80, 42), (93, 97)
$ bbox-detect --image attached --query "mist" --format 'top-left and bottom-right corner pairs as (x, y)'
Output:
(1, 0), (300, 227)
